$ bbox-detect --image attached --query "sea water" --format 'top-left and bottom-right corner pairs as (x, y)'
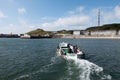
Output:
(0, 38), (120, 80)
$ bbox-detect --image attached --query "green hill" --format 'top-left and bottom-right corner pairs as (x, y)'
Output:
(27, 29), (73, 35)
(57, 30), (73, 34)
(86, 23), (120, 31)
(27, 29), (52, 36)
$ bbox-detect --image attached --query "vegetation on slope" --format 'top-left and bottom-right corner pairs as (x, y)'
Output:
(27, 29), (73, 35)
(27, 29), (53, 36)
(57, 30), (73, 34)
(86, 23), (120, 31)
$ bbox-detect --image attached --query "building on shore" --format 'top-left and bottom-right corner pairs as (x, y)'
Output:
(85, 30), (120, 37)
(73, 30), (85, 35)
(61, 29), (120, 38)
(118, 30), (120, 35)
(20, 34), (31, 39)
(71, 30), (85, 38)
(20, 34), (52, 39)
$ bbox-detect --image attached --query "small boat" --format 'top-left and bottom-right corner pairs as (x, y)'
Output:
(57, 42), (85, 60)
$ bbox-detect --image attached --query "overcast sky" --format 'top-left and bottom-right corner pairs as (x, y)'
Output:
(0, 0), (120, 34)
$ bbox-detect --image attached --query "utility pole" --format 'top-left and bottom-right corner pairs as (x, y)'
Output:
(98, 9), (100, 27)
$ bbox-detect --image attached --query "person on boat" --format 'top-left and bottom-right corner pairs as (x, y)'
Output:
(70, 45), (73, 51)
(73, 46), (77, 53)
(77, 48), (81, 53)
(67, 44), (72, 53)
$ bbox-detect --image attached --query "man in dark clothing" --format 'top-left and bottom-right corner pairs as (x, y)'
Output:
(73, 46), (77, 53)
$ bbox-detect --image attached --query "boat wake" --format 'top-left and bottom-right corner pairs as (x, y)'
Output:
(64, 57), (112, 80)
(14, 55), (112, 80)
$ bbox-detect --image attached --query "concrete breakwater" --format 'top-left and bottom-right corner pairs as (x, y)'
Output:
(0, 34), (19, 38)
(61, 35), (120, 39)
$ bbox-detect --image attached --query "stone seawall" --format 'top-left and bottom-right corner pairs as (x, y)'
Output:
(62, 35), (120, 39)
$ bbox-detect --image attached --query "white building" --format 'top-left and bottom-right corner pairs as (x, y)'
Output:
(20, 34), (31, 39)
(91, 30), (116, 36)
(85, 30), (120, 36)
(73, 30), (80, 35)
(73, 30), (85, 35)
(118, 30), (120, 35)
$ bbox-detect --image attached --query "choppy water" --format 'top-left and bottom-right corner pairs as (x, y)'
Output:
(0, 38), (120, 80)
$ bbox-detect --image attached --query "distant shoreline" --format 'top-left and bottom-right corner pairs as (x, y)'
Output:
(77, 37), (120, 39)
(0, 36), (120, 39)
(62, 35), (120, 39)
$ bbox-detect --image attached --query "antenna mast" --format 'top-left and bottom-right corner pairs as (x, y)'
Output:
(98, 9), (100, 26)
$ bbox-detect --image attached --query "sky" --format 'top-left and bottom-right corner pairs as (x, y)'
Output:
(0, 0), (120, 34)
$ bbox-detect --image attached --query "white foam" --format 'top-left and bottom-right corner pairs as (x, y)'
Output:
(14, 74), (29, 80)
(101, 75), (112, 80)
(14, 55), (112, 80)
(76, 59), (102, 80)
(66, 57), (112, 80)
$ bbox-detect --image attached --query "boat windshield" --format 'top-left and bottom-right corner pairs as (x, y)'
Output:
(62, 47), (74, 53)
(62, 48), (69, 53)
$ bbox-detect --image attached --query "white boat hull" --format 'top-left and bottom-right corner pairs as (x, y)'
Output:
(57, 42), (85, 60)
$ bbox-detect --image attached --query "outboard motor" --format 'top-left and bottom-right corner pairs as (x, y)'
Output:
(81, 52), (85, 59)
(77, 51), (85, 59)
